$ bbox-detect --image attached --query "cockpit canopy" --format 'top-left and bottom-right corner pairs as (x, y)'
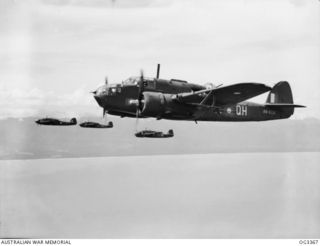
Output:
(95, 84), (108, 96)
(122, 76), (154, 86)
(122, 77), (140, 86)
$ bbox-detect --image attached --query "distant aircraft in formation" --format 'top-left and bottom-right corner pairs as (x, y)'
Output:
(36, 64), (305, 137)
(35, 117), (77, 126)
(135, 129), (174, 138)
(79, 121), (113, 128)
(36, 118), (114, 129)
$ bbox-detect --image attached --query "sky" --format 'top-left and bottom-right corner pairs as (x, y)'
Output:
(0, 0), (319, 119)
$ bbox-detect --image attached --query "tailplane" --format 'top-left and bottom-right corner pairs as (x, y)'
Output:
(71, 118), (77, 124)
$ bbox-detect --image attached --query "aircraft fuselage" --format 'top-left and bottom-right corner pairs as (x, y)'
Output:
(93, 78), (293, 122)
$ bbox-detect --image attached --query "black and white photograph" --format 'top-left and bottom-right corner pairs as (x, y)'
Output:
(0, 0), (319, 242)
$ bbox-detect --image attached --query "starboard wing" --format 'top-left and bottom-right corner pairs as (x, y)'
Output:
(173, 83), (272, 106)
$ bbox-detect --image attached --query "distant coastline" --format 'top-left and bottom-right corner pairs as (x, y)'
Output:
(1, 117), (320, 160)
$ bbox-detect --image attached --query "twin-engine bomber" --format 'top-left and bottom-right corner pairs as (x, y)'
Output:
(79, 121), (113, 128)
(93, 64), (305, 123)
(35, 117), (77, 126)
(135, 129), (174, 138)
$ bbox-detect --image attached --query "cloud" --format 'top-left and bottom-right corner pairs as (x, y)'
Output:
(0, 85), (99, 118)
(0, 0), (319, 119)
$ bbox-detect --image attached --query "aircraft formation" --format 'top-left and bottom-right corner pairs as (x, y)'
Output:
(36, 64), (305, 138)
(35, 118), (114, 128)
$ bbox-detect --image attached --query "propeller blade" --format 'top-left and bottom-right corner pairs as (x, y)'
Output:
(139, 69), (146, 107)
(138, 70), (144, 94)
(135, 69), (145, 133)
(135, 109), (139, 132)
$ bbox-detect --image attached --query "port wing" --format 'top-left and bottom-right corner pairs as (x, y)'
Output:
(173, 83), (271, 107)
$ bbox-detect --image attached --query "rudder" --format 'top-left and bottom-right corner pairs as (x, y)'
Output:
(266, 81), (294, 116)
(266, 81), (293, 104)
(71, 118), (77, 124)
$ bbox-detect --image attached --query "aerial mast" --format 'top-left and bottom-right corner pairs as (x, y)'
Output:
(156, 64), (160, 79)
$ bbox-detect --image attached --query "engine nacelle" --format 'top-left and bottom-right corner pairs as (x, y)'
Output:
(141, 92), (173, 117)
(141, 91), (194, 119)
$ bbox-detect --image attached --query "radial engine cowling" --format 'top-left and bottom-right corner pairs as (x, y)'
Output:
(141, 92), (174, 117)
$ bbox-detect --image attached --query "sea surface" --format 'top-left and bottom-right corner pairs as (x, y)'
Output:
(0, 152), (319, 238)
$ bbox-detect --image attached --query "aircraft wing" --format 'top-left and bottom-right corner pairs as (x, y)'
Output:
(173, 83), (272, 106)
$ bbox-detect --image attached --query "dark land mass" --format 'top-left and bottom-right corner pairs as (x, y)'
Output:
(1, 117), (320, 160)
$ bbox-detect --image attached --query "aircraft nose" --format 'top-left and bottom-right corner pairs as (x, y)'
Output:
(94, 95), (102, 105)
(93, 90), (104, 107)
(92, 85), (109, 107)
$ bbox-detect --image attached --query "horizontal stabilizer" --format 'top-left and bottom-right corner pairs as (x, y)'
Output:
(265, 103), (306, 108)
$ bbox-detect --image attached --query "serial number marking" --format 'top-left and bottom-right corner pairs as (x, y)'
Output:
(263, 109), (276, 115)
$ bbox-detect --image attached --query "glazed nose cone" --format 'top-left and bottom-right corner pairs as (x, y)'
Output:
(92, 87), (107, 108)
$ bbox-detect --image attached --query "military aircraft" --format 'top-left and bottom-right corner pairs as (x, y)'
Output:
(92, 64), (305, 124)
(35, 117), (77, 126)
(135, 129), (174, 138)
(79, 121), (113, 128)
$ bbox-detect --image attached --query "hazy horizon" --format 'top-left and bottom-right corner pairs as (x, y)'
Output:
(1, 117), (320, 160)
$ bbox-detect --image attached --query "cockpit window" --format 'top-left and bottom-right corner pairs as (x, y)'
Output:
(122, 77), (139, 85)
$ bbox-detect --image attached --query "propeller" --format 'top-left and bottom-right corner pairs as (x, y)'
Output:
(135, 69), (145, 132)
(137, 69), (144, 110)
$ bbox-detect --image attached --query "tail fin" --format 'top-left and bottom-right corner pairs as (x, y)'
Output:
(168, 129), (174, 136)
(266, 81), (293, 104)
(265, 81), (305, 117)
(71, 118), (77, 124)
